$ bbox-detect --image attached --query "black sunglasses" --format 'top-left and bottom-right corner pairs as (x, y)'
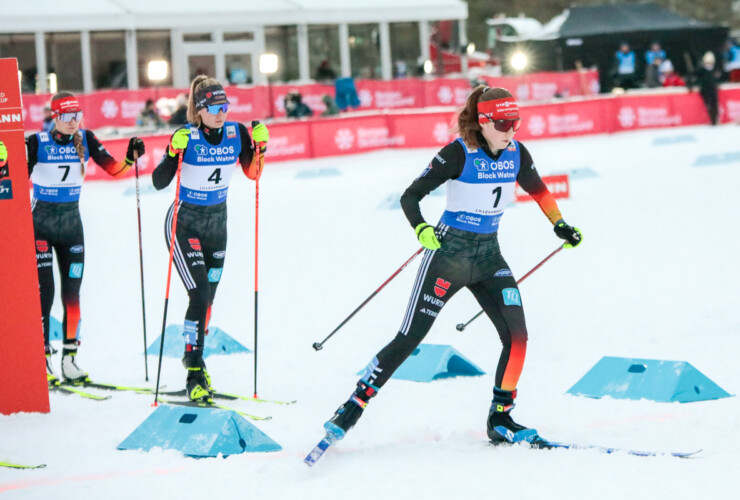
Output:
(484, 117), (521, 132)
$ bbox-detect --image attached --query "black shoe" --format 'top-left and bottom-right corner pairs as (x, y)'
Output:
(486, 387), (529, 443)
(324, 381), (377, 437)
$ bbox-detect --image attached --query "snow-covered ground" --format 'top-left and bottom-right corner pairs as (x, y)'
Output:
(2, 124), (739, 499)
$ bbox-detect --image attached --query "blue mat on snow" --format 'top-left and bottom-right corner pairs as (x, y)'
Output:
(652, 135), (696, 146)
(693, 151), (740, 167)
(146, 325), (251, 359)
(118, 405), (281, 457)
(294, 167), (341, 179)
(566, 356), (732, 403)
(358, 344), (485, 382)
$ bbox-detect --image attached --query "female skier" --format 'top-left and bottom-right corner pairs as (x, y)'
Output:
(152, 75), (268, 402)
(324, 86), (583, 444)
(25, 92), (145, 384)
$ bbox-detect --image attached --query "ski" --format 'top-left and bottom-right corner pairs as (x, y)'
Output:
(490, 426), (701, 458)
(155, 389), (295, 405)
(0, 461), (47, 470)
(156, 398), (272, 421)
(304, 422), (345, 467)
(49, 384), (111, 401)
(61, 380), (162, 393)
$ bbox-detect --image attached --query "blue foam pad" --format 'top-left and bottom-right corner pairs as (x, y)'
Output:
(146, 325), (251, 358)
(652, 135), (696, 146)
(49, 316), (63, 341)
(118, 405), (281, 457)
(568, 167), (599, 179)
(566, 356), (733, 403)
(378, 193), (402, 210)
(359, 344), (485, 383)
(693, 151), (740, 167)
(294, 167), (341, 179)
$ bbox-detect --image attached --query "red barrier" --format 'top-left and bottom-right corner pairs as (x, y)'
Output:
(20, 70), (599, 131)
(0, 58), (50, 415)
(516, 174), (570, 202)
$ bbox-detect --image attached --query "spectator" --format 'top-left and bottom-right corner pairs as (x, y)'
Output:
(645, 42), (666, 66)
(316, 60), (337, 83)
(690, 52), (721, 125)
(660, 60), (685, 87)
(41, 104), (54, 133)
(612, 42), (636, 90)
(168, 94), (189, 126)
(285, 90), (313, 119)
(320, 94), (340, 117)
(722, 39), (740, 83)
(136, 99), (163, 128)
(644, 56), (663, 88)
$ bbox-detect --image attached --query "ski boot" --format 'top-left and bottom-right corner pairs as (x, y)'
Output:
(182, 347), (212, 402)
(61, 345), (89, 383)
(325, 380), (378, 440)
(45, 344), (59, 386)
(486, 387), (537, 444)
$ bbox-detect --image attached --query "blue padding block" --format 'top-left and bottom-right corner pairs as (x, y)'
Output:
(566, 356), (733, 403)
(569, 167), (599, 179)
(693, 151), (740, 167)
(359, 344), (485, 382)
(652, 135), (696, 146)
(146, 325), (251, 359)
(294, 167), (341, 179)
(378, 193), (402, 210)
(49, 316), (63, 341)
(118, 405), (281, 457)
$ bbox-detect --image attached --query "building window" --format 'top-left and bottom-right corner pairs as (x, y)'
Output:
(0, 34), (36, 93)
(265, 26), (298, 82)
(91, 31), (126, 89)
(349, 24), (380, 80)
(308, 25), (340, 82)
(137, 30), (172, 88)
(390, 22), (421, 77)
(45, 32), (83, 92)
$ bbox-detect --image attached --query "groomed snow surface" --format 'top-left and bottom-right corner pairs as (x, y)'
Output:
(2, 124), (739, 499)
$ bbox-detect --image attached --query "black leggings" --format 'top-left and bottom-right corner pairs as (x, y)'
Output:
(165, 201), (227, 348)
(361, 225), (528, 392)
(32, 200), (85, 347)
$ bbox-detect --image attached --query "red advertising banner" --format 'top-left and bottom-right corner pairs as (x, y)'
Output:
(0, 57), (50, 415)
(515, 174), (570, 202)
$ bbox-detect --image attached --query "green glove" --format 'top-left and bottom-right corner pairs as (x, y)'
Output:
(415, 223), (441, 250)
(0, 141), (7, 163)
(251, 121), (269, 153)
(168, 128), (190, 157)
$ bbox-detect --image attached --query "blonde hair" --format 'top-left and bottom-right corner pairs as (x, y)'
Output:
(51, 91), (85, 176)
(454, 86), (514, 149)
(187, 75), (223, 126)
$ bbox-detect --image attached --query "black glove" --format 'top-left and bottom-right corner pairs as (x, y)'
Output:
(553, 220), (583, 248)
(126, 137), (146, 162)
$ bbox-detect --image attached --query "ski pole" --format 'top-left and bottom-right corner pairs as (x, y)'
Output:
(455, 244), (564, 332)
(253, 140), (265, 399)
(134, 158), (149, 381)
(153, 152), (183, 405)
(312, 247), (425, 351)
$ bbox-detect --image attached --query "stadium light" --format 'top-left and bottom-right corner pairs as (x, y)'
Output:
(147, 60), (169, 83)
(511, 52), (528, 72)
(260, 54), (279, 119)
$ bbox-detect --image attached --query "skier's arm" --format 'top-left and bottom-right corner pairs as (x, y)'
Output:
(152, 127), (187, 190)
(515, 142), (563, 225)
(239, 121), (268, 180)
(25, 135), (38, 176)
(400, 141), (465, 229)
(87, 131), (144, 177)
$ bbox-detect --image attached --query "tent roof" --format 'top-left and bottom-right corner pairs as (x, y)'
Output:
(1, 0), (468, 32)
(534, 3), (718, 40)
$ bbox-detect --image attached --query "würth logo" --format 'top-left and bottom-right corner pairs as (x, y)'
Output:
(36, 240), (49, 252)
(188, 238), (202, 250)
(434, 278), (451, 298)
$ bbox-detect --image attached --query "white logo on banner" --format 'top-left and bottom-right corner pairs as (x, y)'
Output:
(433, 122), (450, 143)
(528, 115), (546, 136)
(437, 86), (453, 104)
(335, 128), (354, 150)
(358, 90), (373, 107)
(101, 99), (119, 119)
(517, 84), (529, 101)
(618, 107), (636, 128)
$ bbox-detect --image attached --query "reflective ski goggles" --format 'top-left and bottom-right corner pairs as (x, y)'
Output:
(205, 103), (229, 115)
(57, 111), (83, 122)
(482, 117), (521, 133)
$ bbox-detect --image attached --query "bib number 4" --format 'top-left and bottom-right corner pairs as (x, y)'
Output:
(208, 168), (222, 184)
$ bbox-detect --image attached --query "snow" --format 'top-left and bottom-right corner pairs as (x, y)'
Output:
(2, 124), (740, 499)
